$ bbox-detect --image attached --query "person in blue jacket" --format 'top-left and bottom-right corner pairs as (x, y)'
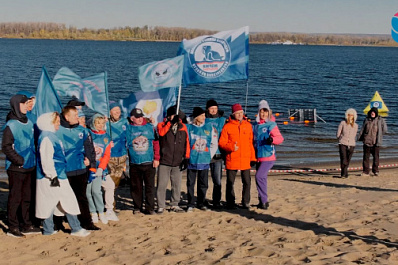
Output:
(2, 94), (40, 237)
(252, 100), (284, 210)
(205, 99), (226, 209)
(186, 107), (217, 212)
(107, 102), (128, 189)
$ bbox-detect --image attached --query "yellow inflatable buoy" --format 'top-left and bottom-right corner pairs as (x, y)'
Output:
(363, 91), (389, 115)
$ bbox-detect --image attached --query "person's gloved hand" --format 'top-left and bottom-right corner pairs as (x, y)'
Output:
(50, 177), (60, 187)
(250, 161), (257, 168)
(179, 158), (189, 171)
(171, 115), (179, 124)
(88, 171), (96, 184)
(95, 168), (103, 178)
(263, 137), (273, 145)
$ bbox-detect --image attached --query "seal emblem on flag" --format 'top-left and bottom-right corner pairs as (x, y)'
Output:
(188, 37), (231, 78)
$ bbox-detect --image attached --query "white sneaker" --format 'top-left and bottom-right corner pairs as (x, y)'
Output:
(106, 210), (119, 221)
(98, 212), (108, 224)
(186, 207), (194, 213)
(91, 213), (99, 223)
(71, 228), (91, 237)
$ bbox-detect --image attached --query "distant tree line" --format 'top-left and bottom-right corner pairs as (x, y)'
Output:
(0, 22), (397, 47)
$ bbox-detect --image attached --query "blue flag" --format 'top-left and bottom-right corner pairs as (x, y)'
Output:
(120, 87), (177, 126)
(53, 67), (109, 116)
(33, 67), (62, 117)
(177, 26), (249, 85)
(138, 55), (184, 92)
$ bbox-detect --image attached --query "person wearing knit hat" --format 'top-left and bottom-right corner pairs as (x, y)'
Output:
(358, 107), (387, 176)
(205, 99), (226, 209)
(156, 105), (190, 213)
(219, 103), (256, 210)
(253, 100), (284, 210)
(185, 107), (217, 212)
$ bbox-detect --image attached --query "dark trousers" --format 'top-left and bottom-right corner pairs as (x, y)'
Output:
(210, 160), (222, 205)
(7, 170), (33, 230)
(363, 145), (380, 174)
(187, 169), (209, 207)
(226, 169), (251, 206)
(67, 172), (92, 228)
(339, 144), (355, 177)
(130, 164), (156, 212)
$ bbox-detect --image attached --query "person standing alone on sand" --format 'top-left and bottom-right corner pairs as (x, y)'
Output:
(358, 107), (387, 176)
(219, 103), (256, 210)
(253, 100), (283, 209)
(336, 108), (358, 178)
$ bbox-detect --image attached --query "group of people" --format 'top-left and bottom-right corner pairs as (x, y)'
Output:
(3, 91), (285, 238)
(337, 107), (387, 178)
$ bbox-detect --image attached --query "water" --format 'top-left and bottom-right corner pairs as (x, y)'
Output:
(0, 39), (397, 166)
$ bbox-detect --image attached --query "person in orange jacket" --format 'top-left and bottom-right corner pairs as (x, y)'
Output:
(219, 103), (256, 209)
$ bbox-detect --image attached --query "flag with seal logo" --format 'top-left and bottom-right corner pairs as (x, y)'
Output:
(33, 66), (63, 117)
(53, 67), (109, 116)
(138, 55), (184, 92)
(119, 87), (177, 126)
(177, 26), (249, 85)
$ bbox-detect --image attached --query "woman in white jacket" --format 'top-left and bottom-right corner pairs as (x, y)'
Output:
(336, 108), (358, 178)
(36, 112), (90, 237)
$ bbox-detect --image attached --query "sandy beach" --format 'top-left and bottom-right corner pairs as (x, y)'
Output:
(1, 161), (398, 265)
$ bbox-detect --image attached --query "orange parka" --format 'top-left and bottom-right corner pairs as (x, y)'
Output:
(219, 117), (256, 170)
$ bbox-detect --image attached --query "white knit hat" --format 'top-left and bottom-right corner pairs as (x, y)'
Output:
(256, 100), (271, 122)
(258, 100), (270, 111)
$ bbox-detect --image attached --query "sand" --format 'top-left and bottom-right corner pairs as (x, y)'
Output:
(0, 163), (398, 265)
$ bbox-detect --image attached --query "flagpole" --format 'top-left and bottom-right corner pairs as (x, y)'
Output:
(244, 80), (249, 113)
(176, 84), (182, 115)
(104, 71), (112, 139)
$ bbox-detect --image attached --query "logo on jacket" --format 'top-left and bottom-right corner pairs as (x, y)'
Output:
(189, 37), (231, 78)
(133, 135), (149, 152)
(192, 138), (208, 152)
(79, 132), (84, 139)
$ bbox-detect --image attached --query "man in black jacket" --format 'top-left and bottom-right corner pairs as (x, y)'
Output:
(156, 106), (190, 213)
(2, 94), (41, 237)
(55, 106), (100, 230)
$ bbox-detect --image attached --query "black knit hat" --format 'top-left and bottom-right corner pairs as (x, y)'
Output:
(166, 105), (177, 117)
(192, 107), (205, 119)
(206, 99), (218, 109)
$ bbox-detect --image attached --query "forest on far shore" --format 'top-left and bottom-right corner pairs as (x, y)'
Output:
(1, 22), (397, 47)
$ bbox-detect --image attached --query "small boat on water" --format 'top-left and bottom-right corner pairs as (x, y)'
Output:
(363, 91), (389, 116)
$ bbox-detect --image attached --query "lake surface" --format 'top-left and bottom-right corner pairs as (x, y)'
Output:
(0, 39), (397, 166)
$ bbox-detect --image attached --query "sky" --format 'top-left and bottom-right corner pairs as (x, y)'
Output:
(0, 0), (396, 35)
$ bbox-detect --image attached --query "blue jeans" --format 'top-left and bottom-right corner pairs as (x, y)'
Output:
(210, 160), (223, 205)
(86, 175), (104, 214)
(43, 210), (82, 235)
